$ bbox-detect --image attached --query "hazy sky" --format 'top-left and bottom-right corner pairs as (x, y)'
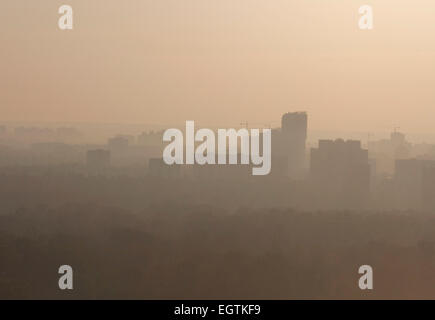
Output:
(1, 0), (435, 133)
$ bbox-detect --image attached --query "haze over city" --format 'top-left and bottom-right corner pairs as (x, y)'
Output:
(2, 0), (435, 301)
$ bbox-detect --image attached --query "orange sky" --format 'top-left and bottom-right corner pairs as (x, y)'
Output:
(1, 0), (435, 133)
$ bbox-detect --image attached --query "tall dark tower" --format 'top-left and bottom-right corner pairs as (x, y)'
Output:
(281, 112), (307, 178)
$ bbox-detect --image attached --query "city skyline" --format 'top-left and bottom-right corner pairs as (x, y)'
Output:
(3, 0), (435, 301)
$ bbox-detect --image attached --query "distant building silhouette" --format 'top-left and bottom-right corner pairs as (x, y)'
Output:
(368, 130), (411, 177)
(137, 131), (164, 146)
(271, 112), (307, 178)
(86, 149), (111, 170)
(56, 127), (81, 140)
(108, 136), (129, 151)
(0, 126), (6, 135)
(310, 139), (370, 209)
(148, 158), (180, 178)
(422, 164), (435, 211)
(118, 134), (136, 145)
(14, 127), (55, 143)
(395, 159), (435, 210)
(281, 112), (307, 178)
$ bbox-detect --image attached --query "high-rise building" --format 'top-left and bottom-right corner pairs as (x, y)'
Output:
(280, 112), (307, 178)
(310, 139), (370, 209)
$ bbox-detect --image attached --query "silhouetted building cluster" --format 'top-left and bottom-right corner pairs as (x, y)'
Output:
(6, 112), (435, 211)
(368, 130), (411, 177)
